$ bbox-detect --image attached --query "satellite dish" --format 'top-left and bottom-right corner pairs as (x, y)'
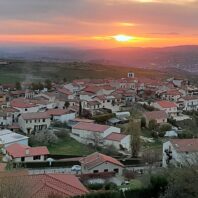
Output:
(46, 158), (54, 166)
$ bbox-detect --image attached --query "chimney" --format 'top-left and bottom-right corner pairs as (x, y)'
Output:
(25, 148), (30, 155)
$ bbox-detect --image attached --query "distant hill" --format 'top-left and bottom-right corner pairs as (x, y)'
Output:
(0, 45), (198, 73)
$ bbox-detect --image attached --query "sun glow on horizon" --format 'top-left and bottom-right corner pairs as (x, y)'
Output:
(113, 34), (135, 42)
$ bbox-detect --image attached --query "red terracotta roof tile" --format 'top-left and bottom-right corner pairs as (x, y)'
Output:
(21, 112), (50, 120)
(105, 132), (127, 142)
(144, 110), (168, 120)
(46, 109), (68, 116)
(11, 98), (37, 108)
(0, 173), (88, 198)
(6, 143), (49, 158)
(73, 122), (109, 133)
(156, 100), (177, 108)
(80, 152), (124, 170)
(170, 139), (198, 153)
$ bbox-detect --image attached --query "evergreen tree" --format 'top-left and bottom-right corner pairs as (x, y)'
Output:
(126, 119), (141, 157)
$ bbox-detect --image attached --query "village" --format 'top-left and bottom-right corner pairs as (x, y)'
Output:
(0, 72), (198, 197)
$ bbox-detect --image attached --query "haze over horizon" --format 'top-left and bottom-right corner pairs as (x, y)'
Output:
(0, 0), (198, 48)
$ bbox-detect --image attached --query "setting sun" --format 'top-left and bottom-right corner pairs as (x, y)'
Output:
(113, 34), (135, 42)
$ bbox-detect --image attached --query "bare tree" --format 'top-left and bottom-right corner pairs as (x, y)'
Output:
(91, 132), (103, 150)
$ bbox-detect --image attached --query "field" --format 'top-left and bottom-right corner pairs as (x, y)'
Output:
(0, 60), (177, 83)
(48, 136), (94, 156)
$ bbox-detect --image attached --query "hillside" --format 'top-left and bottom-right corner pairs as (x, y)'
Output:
(0, 60), (177, 83)
(1, 45), (198, 73)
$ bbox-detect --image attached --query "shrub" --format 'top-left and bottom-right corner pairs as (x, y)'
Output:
(148, 119), (157, 130)
(54, 130), (69, 138)
(158, 131), (165, 137)
(159, 123), (172, 132)
(93, 113), (115, 124)
(86, 183), (104, 190)
(151, 131), (158, 138)
(123, 170), (136, 180)
(167, 118), (177, 127)
(178, 131), (194, 139)
(29, 131), (58, 146)
(51, 121), (69, 128)
(104, 182), (118, 190)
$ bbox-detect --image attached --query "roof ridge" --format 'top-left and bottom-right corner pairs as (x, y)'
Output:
(45, 181), (74, 196)
(30, 179), (46, 198)
(45, 174), (88, 193)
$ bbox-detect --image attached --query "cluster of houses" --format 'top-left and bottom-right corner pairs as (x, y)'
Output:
(0, 73), (197, 141)
(0, 128), (126, 197)
(0, 74), (197, 132)
(0, 73), (198, 196)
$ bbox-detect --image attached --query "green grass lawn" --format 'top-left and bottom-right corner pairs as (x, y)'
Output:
(120, 179), (143, 190)
(48, 136), (94, 156)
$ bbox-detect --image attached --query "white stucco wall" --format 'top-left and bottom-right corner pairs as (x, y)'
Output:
(19, 117), (51, 134)
(53, 113), (76, 123)
(82, 161), (123, 175)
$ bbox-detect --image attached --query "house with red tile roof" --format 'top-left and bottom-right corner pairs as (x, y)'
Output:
(80, 152), (124, 175)
(93, 95), (123, 112)
(163, 139), (198, 167)
(0, 107), (20, 126)
(161, 89), (182, 102)
(46, 108), (76, 123)
(104, 132), (131, 151)
(0, 173), (88, 198)
(143, 110), (168, 127)
(4, 143), (49, 162)
(86, 100), (102, 111)
(83, 85), (114, 96)
(10, 90), (26, 99)
(110, 78), (137, 90)
(152, 100), (178, 117)
(64, 83), (83, 95)
(79, 91), (94, 101)
(71, 122), (120, 146)
(10, 98), (40, 113)
(179, 95), (198, 111)
(56, 87), (74, 100)
(83, 86), (101, 95)
(0, 110), (13, 127)
(19, 112), (51, 134)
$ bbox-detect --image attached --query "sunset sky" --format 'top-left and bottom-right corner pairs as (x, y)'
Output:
(0, 0), (198, 48)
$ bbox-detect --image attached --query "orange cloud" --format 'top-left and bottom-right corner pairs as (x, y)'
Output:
(0, 34), (198, 48)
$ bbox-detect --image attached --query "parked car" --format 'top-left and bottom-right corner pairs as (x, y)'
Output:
(71, 165), (81, 172)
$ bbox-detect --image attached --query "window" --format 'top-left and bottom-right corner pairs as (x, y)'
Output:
(33, 156), (41, 160)
(25, 108), (27, 111)
(104, 169), (108, 172)
(114, 168), (119, 173)
(93, 170), (99, 173)
(43, 119), (45, 122)
(21, 157), (25, 162)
